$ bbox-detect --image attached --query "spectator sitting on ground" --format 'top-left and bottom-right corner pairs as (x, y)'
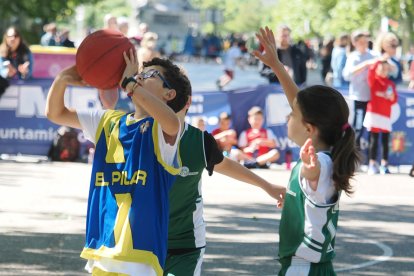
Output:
(0, 26), (33, 80)
(211, 112), (247, 161)
(238, 106), (280, 168)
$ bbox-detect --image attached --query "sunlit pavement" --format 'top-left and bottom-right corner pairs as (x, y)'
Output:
(0, 161), (413, 275)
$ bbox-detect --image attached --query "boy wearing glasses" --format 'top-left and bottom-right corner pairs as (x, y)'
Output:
(45, 53), (191, 276)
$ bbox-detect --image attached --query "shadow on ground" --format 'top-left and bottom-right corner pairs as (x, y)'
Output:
(0, 232), (87, 275)
(202, 202), (414, 276)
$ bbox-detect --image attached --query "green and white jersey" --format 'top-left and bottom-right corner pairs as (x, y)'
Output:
(279, 152), (340, 263)
(168, 123), (223, 250)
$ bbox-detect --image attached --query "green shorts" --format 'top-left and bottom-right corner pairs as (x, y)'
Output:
(164, 247), (205, 276)
(278, 256), (336, 276)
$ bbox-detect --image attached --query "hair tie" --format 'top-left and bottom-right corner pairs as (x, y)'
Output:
(342, 123), (350, 132)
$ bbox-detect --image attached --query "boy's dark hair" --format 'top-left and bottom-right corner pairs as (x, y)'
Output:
(143, 58), (192, 112)
(297, 85), (360, 195)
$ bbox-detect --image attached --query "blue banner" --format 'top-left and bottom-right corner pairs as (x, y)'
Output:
(0, 79), (413, 165)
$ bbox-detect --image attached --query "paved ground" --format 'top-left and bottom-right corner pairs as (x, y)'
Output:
(0, 160), (413, 276)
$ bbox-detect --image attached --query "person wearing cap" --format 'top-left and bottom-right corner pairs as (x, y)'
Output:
(342, 30), (377, 150)
(238, 106), (280, 168)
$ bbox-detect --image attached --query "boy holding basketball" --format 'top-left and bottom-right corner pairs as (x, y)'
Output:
(45, 50), (191, 276)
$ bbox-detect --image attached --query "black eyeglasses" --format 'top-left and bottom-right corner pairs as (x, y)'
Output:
(139, 69), (172, 89)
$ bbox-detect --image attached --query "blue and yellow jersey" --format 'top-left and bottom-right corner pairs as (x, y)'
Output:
(80, 110), (181, 276)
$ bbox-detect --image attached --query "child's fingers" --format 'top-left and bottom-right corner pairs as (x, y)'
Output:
(308, 145), (318, 167)
(300, 138), (311, 155)
(269, 29), (276, 45)
(123, 51), (130, 63)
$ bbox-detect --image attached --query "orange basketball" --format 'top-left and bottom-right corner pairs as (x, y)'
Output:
(76, 29), (134, 89)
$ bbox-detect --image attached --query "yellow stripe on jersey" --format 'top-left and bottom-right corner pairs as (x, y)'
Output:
(81, 192), (163, 276)
(95, 110), (126, 164)
(105, 120), (125, 163)
(113, 193), (133, 250)
(81, 247), (163, 276)
(92, 267), (129, 276)
(152, 120), (182, 175)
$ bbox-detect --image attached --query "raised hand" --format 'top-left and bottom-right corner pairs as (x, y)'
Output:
(120, 48), (138, 85)
(300, 138), (318, 171)
(59, 65), (86, 87)
(300, 138), (320, 189)
(252, 26), (280, 68)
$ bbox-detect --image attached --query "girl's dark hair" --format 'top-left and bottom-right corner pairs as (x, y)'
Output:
(143, 58), (192, 112)
(296, 85), (360, 195)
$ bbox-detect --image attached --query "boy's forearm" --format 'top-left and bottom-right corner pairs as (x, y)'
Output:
(131, 87), (179, 136)
(215, 157), (285, 200)
(45, 76), (80, 128)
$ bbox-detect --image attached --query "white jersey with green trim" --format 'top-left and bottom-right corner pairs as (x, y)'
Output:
(279, 152), (340, 263)
(168, 123), (208, 249)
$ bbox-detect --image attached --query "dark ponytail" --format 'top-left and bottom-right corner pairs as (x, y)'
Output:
(297, 85), (360, 195)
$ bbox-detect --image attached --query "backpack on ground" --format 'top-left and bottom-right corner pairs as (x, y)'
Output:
(48, 126), (81, 162)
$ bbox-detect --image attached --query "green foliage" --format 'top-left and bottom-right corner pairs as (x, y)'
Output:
(82, 0), (131, 29)
(0, 0), (102, 44)
(190, 0), (414, 49)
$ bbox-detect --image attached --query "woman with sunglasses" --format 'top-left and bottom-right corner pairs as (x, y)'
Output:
(0, 26), (33, 80)
(375, 32), (402, 85)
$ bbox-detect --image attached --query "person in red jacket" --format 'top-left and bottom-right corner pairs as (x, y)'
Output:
(363, 59), (398, 175)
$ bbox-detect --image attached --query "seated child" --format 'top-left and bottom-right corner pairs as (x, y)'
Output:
(238, 106), (280, 168)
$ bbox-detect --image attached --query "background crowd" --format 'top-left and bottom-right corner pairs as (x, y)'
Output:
(0, 15), (413, 176)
